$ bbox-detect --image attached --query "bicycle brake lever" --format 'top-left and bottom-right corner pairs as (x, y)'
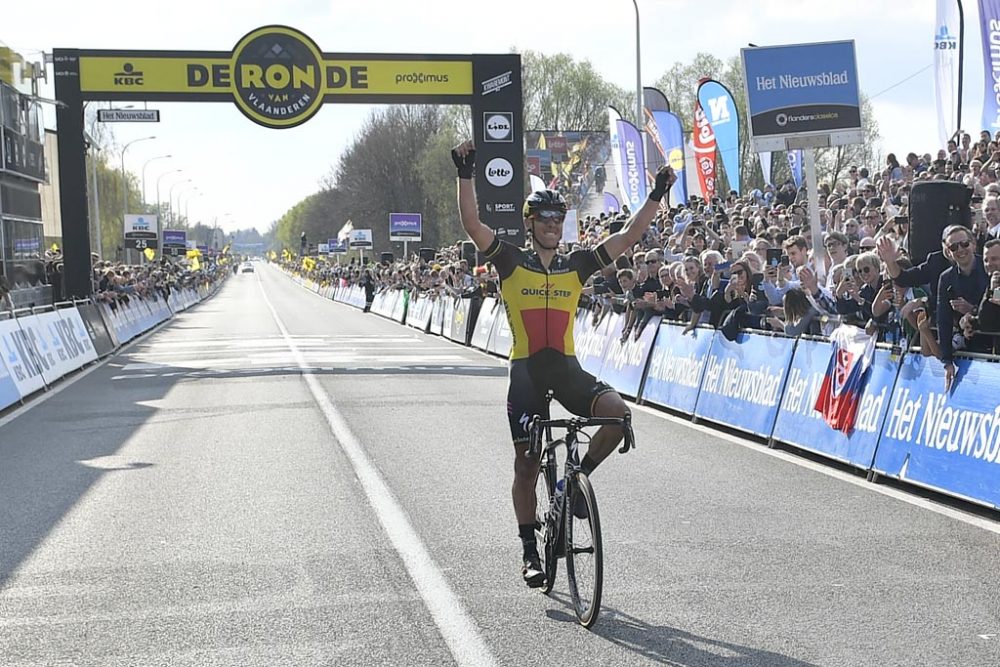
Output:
(617, 414), (636, 454)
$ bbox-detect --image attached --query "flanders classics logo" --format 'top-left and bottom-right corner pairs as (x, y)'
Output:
(227, 26), (327, 128)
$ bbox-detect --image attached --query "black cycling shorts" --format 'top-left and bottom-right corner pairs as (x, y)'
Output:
(506, 348), (615, 444)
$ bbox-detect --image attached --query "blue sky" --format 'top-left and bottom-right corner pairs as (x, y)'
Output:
(1, 0), (972, 234)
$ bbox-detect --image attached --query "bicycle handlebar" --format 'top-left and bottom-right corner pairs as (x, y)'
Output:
(526, 412), (635, 457)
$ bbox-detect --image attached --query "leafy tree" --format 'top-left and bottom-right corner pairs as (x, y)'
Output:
(521, 51), (631, 130)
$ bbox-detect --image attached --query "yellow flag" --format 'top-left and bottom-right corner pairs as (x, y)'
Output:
(190, 256), (201, 271)
(50, 243), (60, 252)
(143, 247), (155, 261)
(186, 248), (201, 259)
(302, 257), (316, 271)
(537, 133), (546, 150)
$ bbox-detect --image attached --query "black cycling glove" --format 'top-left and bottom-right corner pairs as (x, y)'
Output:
(649, 166), (673, 202)
(451, 147), (476, 179)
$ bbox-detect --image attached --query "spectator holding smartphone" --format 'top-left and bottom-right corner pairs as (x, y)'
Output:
(937, 225), (989, 391)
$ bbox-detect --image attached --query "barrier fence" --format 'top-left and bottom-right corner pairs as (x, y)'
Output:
(288, 268), (1000, 512)
(0, 282), (225, 415)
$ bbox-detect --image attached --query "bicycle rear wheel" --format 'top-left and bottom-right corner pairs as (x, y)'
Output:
(533, 455), (558, 594)
(565, 473), (602, 628)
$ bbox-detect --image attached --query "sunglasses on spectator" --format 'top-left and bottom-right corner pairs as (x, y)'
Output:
(947, 239), (972, 252)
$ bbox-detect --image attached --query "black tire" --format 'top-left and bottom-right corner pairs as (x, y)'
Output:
(565, 473), (602, 628)
(534, 453), (558, 594)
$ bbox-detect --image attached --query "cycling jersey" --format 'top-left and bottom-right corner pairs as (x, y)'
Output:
(484, 237), (613, 361)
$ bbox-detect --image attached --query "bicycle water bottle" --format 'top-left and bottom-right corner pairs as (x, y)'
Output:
(554, 478), (566, 513)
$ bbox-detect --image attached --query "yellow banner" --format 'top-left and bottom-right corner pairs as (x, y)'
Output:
(79, 55), (472, 96)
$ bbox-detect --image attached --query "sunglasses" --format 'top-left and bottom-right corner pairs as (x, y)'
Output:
(535, 210), (565, 221)
(947, 239), (972, 252)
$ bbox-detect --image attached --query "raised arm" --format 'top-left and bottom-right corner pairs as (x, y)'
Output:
(598, 166), (675, 261)
(452, 140), (496, 253)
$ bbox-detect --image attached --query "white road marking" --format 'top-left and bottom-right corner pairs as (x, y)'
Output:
(257, 272), (498, 667)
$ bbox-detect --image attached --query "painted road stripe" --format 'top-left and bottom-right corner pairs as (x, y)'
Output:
(257, 272), (498, 667)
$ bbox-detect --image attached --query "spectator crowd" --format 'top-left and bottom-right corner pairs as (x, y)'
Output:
(285, 130), (1000, 387)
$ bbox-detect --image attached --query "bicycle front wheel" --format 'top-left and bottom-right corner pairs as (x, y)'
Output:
(534, 456), (558, 594)
(565, 473), (603, 628)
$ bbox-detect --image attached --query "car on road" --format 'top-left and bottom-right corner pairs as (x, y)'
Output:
(241, 262), (254, 273)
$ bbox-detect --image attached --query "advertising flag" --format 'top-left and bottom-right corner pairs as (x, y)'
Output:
(609, 107), (647, 211)
(814, 325), (877, 433)
(337, 219), (354, 242)
(697, 79), (741, 194)
(643, 87), (688, 205)
(529, 174), (547, 194)
(692, 101), (717, 202)
(787, 149), (803, 187)
(935, 0), (962, 147)
(759, 152), (773, 186)
(604, 191), (620, 213)
(980, 1), (1000, 133)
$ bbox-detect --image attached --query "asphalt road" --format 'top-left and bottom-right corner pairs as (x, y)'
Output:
(1, 262), (998, 666)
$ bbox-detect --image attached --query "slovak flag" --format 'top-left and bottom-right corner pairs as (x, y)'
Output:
(814, 325), (877, 434)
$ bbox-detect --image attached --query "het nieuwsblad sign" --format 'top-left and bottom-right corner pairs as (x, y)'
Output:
(77, 25), (473, 128)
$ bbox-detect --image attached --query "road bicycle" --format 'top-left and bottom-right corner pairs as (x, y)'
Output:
(527, 399), (635, 628)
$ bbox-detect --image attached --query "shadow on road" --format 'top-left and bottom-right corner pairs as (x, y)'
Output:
(545, 597), (818, 666)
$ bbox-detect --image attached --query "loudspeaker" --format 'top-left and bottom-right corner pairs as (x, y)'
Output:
(419, 247), (435, 263)
(908, 180), (971, 263)
(380, 252), (394, 265)
(461, 241), (487, 268)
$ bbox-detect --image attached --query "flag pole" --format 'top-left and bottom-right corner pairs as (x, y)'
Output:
(957, 0), (965, 134)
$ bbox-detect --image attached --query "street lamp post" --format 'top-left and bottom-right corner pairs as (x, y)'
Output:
(156, 169), (183, 224)
(179, 189), (200, 227)
(120, 135), (155, 262)
(141, 154), (171, 208)
(631, 0), (643, 130)
(172, 184), (196, 227)
(169, 180), (193, 227)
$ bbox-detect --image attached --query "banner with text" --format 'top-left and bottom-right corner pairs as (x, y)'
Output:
(980, 0), (1000, 134)
(935, 0), (962, 147)
(599, 316), (661, 397)
(741, 40), (862, 146)
(873, 353), (1000, 509)
(643, 87), (688, 206)
(697, 79), (741, 194)
(389, 212), (422, 242)
(694, 331), (795, 436)
(640, 323), (715, 414)
(773, 339), (898, 469)
(692, 101), (717, 202)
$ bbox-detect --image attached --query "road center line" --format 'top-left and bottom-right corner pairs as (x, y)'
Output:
(256, 270), (498, 667)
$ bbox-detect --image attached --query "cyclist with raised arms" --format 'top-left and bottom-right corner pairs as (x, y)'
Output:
(451, 140), (675, 587)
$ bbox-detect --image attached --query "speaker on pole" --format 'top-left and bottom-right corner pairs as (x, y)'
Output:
(907, 181), (971, 264)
